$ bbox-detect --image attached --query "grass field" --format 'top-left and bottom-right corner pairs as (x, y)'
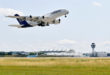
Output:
(0, 57), (110, 75)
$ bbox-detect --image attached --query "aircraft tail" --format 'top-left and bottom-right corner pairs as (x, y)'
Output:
(14, 14), (29, 25)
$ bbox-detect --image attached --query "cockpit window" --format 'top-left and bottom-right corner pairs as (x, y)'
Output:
(51, 10), (61, 14)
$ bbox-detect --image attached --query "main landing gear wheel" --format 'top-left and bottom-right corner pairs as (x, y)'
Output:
(59, 19), (61, 23)
(30, 15), (32, 18)
(47, 22), (49, 26)
(42, 16), (45, 19)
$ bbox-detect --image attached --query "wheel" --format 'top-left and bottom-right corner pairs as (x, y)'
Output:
(65, 15), (67, 18)
(47, 22), (49, 26)
(53, 20), (55, 23)
(59, 19), (61, 23)
(42, 16), (44, 19)
(30, 15), (32, 18)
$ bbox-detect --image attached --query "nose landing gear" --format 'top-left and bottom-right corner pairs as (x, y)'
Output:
(65, 15), (67, 18)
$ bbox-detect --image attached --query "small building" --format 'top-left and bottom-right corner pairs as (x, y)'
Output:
(96, 52), (107, 57)
(83, 52), (108, 57)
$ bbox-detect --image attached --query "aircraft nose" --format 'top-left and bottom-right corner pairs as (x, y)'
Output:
(64, 10), (69, 14)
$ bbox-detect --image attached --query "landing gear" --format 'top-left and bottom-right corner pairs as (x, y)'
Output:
(30, 15), (32, 18)
(65, 15), (67, 18)
(52, 20), (55, 23)
(59, 19), (61, 23)
(38, 21), (46, 27)
(47, 22), (49, 26)
(42, 16), (45, 19)
(29, 15), (33, 21)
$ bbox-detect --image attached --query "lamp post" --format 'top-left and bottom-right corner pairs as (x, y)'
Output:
(91, 43), (96, 57)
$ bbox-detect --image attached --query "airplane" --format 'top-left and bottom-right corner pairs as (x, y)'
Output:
(6, 9), (69, 28)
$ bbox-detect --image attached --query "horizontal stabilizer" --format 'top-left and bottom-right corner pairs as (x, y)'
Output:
(9, 25), (22, 28)
(6, 16), (24, 18)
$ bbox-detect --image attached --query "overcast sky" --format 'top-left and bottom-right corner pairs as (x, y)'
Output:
(0, 0), (110, 52)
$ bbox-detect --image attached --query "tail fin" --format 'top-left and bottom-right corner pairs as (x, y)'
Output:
(15, 14), (29, 25)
